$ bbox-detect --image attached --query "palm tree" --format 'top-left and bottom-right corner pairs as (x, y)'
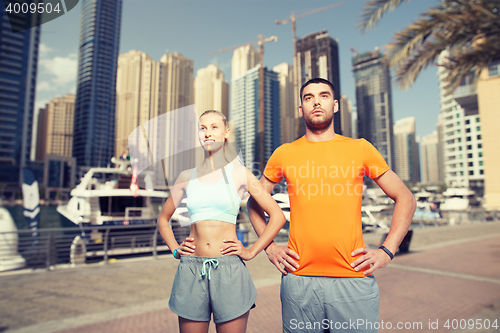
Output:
(358, 0), (500, 92)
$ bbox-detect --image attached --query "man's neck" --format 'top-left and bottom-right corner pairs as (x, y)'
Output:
(304, 125), (337, 142)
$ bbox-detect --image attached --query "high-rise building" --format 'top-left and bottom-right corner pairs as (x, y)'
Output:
(156, 52), (195, 186)
(231, 65), (280, 172)
(296, 30), (341, 136)
(353, 49), (395, 169)
(231, 45), (259, 80)
(339, 95), (353, 138)
(351, 107), (358, 139)
(421, 130), (442, 184)
(73, 0), (122, 169)
(436, 113), (446, 183)
(437, 51), (484, 194)
(272, 63), (296, 143)
(475, 60), (499, 208)
(194, 64), (229, 117)
(115, 50), (160, 158)
(159, 53), (194, 113)
(0, 8), (41, 187)
(393, 117), (420, 183)
(35, 94), (75, 161)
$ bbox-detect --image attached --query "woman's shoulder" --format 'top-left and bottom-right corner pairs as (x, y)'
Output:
(176, 168), (195, 184)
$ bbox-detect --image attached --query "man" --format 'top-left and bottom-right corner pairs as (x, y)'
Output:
(248, 78), (416, 332)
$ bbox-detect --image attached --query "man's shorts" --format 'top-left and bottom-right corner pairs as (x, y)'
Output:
(169, 255), (257, 324)
(281, 273), (380, 333)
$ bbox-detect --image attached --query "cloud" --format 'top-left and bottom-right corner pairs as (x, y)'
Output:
(39, 53), (77, 85)
(36, 81), (53, 92)
(39, 43), (52, 56)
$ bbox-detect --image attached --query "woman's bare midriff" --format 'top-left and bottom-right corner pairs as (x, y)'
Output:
(188, 220), (238, 257)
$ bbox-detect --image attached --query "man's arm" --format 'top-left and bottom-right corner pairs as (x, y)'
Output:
(351, 170), (416, 275)
(247, 176), (299, 274)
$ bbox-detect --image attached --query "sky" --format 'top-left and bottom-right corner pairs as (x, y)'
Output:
(35, 0), (443, 141)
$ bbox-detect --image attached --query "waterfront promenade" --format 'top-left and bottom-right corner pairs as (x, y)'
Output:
(1, 221), (499, 333)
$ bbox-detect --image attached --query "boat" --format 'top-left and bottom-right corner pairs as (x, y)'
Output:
(363, 188), (394, 211)
(57, 158), (169, 244)
(440, 188), (480, 211)
(0, 206), (26, 271)
(361, 206), (390, 232)
(271, 193), (291, 223)
(413, 190), (441, 220)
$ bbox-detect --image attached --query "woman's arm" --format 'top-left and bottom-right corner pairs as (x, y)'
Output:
(157, 170), (194, 258)
(221, 168), (286, 260)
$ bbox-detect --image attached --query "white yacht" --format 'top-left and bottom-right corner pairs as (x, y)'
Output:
(440, 188), (479, 211)
(413, 190), (441, 220)
(57, 158), (169, 229)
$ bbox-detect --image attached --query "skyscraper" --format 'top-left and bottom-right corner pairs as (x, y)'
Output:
(476, 59), (500, 208)
(157, 52), (195, 186)
(159, 53), (194, 113)
(272, 63), (296, 143)
(296, 30), (341, 136)
(231, 45), (259, 80)
(0, 7), (41, 187)
(73, 0), (122, 169)
(437, 51), (484, 194)
(35, 94), (75, 161)
(339, 95), (353, 138)
(115, 50), (160, 158)
(421, 130), (441, 184)
(231, 65), (280, 172)
(393, 117), (420, 183)
(194, 64), (229, 117)
(353, 49), (395, 169)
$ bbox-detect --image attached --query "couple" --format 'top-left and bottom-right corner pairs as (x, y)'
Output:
(157, 78), (416, 333)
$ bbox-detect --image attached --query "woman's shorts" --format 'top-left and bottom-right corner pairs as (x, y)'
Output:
(169, 255), (257, 324)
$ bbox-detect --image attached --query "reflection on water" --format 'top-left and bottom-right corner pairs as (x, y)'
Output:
(4, 205), (62, 230)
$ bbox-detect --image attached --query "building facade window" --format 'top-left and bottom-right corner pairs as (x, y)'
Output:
(488, 59), (500, 77)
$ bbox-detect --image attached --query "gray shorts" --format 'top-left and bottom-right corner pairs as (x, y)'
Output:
(281, 274), (380, 333)
(169, 255), (257, 324)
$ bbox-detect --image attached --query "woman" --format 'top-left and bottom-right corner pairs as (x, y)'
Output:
(158, 110), (285, 333)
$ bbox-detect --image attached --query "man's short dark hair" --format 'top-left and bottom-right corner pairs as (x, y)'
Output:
(300, 78), (335, 103)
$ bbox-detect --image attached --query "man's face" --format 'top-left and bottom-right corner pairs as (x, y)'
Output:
(299, 83), (338, 132)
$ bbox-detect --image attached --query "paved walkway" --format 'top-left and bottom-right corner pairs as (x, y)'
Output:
(1, 221), (500, 333)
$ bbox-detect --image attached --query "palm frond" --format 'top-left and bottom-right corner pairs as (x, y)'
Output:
(357, 0), (410, 34)
(384, 0), (500, 92)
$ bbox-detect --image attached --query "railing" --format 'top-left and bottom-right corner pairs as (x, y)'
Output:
(0, 224), (175, 270)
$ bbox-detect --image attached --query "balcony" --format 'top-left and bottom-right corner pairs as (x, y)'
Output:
(453, 82), (478, 116)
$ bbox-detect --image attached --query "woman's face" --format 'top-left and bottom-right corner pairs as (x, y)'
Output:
(198, 113), (229, 150)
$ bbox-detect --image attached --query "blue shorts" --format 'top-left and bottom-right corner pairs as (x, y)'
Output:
(169, 255), (257, 324)
(281, 273), (380, 333)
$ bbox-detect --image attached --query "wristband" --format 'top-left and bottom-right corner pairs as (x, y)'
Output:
(379, 246), (394, 260)
(173, 248), (179, 259)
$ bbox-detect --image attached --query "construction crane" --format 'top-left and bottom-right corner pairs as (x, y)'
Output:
(275, 1), (345, 137)
(209, 35), (278, 171)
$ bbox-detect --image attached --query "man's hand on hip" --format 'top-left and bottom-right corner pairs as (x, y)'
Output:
(350, 247), (392, 275)
(266, 243), (300, 275)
